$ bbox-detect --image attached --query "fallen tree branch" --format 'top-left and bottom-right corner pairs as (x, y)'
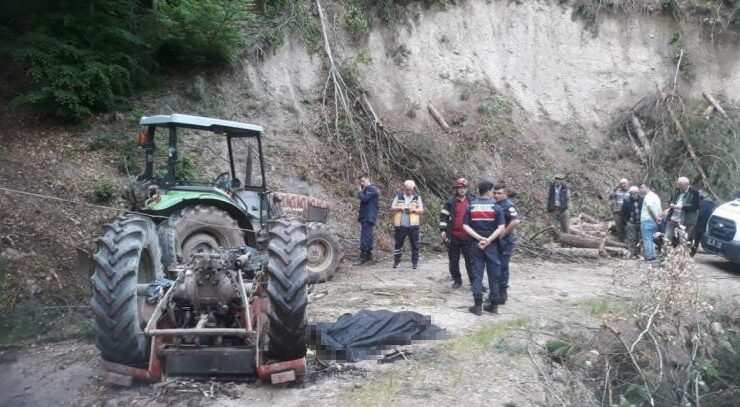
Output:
(658, 87), (719, 201)
(427, 103), (450, 131)
(702, 91), (728, 119)
(603, 321), (656, 407)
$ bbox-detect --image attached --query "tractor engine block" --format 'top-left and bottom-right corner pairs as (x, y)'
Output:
(172, 252), (241, 314)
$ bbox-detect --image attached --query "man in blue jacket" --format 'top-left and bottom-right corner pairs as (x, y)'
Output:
(354, 174), (380, 266)
(547, 174), (570, 233)
(690, 190), (715, 257)
(463, 181), (505, 316)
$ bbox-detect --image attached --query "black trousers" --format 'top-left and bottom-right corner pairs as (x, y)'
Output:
(448, 236), (473, 284)
(394, 226), (420, 264)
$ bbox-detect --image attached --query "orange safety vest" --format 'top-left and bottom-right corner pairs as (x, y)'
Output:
(392, 193), (421, 227)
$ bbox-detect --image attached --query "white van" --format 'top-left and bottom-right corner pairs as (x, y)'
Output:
(701, 198), (740, 265)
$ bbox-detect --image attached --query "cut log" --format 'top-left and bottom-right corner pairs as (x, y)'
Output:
(625, 123), (647, 164)
(605, 239), (628, 249)
(427, 103), (450, 131)
(702, 105), (715, 117)
(702, 92), (728, 119)
(558, 233), (605, 249)
(549, 248), (603, 259)
(579, 213), (601, 224)
(604, 247), (629, 257)
(658, 88), (719, 201)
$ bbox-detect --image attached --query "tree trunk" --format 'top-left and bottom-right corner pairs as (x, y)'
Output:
(558, 233), (605, 249)
(579, 213), (601, 224)
(629, 112), (652, 157)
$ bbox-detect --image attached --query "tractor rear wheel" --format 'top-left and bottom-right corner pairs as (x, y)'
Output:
(306, 222), (341, 284)
(266, 216), (308, 361)
(158, 205), (245, 271)
(90, 214), (163, 367)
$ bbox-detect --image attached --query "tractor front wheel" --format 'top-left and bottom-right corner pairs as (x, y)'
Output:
(90, 214), (163, 367)
(158, 205), (245, 272)
(266, 216), (308, 361)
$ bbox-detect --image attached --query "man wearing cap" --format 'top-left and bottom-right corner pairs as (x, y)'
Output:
(440, 178), (475, 289)
(609, 178), (630, 242)
(463, 181), (505, 316)
(391, 180), (424, 269)
(620, 186), (643, 258)
(547, 174), (570, 233)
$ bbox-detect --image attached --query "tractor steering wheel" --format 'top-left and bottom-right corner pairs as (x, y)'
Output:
(212, 172), (232, 191)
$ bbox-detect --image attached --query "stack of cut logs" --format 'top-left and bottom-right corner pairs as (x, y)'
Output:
(553, 213), (629, 259)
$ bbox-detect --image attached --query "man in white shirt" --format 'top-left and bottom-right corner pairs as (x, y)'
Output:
(639, 183), (662, 261)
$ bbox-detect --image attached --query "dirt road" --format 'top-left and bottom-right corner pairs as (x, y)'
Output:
(1, 253), (737, 407)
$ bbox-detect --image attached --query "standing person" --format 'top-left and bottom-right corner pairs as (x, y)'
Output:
(492, 183), (520, 305)
(665, 177), (700, 247)
(391, 180), (424, 269)
(609, 178), (630, 242)
(353, 174), (380, 266)
(463, 181), (505, 316)
(690, 190), (715, 257)
(439, 178), (474, 289)
(547, 174), (570, 233)
(620, 186), (643, 258)
(640, 183), (662, 262)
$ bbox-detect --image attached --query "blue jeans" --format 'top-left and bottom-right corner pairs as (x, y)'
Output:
(498, 237), (515, 288)
(360, 221), (375, 253)
(640, 219), (658, 260)
(468, 243), (501, 301)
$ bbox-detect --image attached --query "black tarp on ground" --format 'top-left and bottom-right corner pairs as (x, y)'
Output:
(307, 309), (447, 362)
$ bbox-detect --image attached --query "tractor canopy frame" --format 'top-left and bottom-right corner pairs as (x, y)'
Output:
(138, 114), (267, 193)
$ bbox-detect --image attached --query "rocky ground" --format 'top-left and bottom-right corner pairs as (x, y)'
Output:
(1, 252), (737, 407)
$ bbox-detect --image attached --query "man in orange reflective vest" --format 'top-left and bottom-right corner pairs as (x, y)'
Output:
(391, 180), (424, 269)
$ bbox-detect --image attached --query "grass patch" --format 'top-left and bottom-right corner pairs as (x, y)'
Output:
(582, 298), (612, 316)
(450, 317), (531, 354)
(345, 371), (402, 407)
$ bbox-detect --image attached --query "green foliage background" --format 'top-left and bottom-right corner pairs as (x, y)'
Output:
(0, 0), (295, 121)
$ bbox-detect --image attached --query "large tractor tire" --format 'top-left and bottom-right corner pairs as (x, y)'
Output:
(305, 222), (342, 284)
(266, 216), (308, 361)
(90, 214), (163, 367)
(158, 205), (245, 271)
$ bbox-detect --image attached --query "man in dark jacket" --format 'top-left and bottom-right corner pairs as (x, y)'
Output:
(690, 190), (715, 256)
(353, 174), (380, 266)
(620, 186), (643, 258)
(439, 178), (474, 289)
(547, 174), (570, 233)
(666, 177), (700, 246)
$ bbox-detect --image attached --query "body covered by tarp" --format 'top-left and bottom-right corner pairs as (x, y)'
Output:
(308, 309), (447, 362)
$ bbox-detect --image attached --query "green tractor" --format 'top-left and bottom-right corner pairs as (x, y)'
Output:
(120, 114), (341, 283)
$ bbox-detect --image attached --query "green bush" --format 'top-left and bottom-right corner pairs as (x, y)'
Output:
(93, 180), (117, 203)
(155, 0), (251, 65)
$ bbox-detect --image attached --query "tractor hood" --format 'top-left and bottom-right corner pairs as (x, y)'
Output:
(145, 187), (244, 212)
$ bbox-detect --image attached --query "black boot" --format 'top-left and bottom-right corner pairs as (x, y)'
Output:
(499, 286), (508, 305)
(484, 301), (498, 314)
(352, 251), (368, 266)
(451, 280), (462, 289)
(468, 297), (483, 316)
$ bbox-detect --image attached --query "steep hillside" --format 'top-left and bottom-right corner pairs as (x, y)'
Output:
(1, 0), (739, 330)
